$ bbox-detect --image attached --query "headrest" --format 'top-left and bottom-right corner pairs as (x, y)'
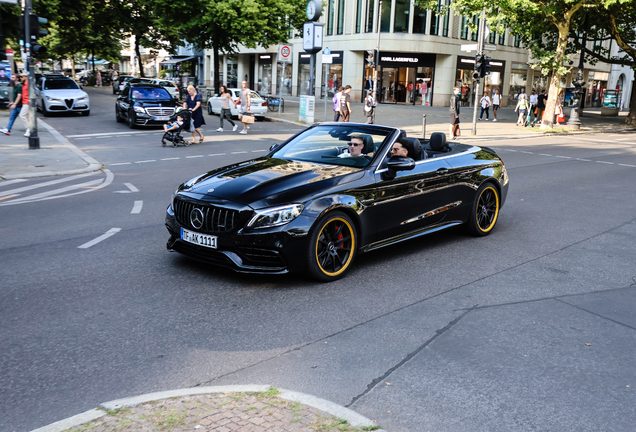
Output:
(429, 132), (447, 151)
(360, 134), (374, 154)
(400, 137), (423, 160)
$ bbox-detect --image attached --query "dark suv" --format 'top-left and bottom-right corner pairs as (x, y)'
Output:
(115, 83), (178, 128)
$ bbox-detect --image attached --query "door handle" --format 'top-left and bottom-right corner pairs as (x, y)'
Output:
(436, 168), (449, 174)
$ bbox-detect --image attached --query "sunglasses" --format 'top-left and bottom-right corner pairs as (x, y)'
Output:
(391, 147), (403, 152)
(349, 142), (363, 147)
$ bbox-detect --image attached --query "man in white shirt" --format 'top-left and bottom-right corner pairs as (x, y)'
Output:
(492, 89), (501, 122)
(529, 90), (539, 124)
(479, 91), (492, 120)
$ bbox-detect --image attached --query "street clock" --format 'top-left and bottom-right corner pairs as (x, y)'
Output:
(306, 0), (322, 21)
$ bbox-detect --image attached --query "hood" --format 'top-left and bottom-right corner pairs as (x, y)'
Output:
(134, 99), (176, 107)
(42, 89), (87, 99)
(184, 158), (365, 207)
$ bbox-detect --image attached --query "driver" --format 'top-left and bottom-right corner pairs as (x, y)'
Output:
(347, 134), (372, 159)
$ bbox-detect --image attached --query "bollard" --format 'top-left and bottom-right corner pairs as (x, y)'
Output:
(422, 114), (427, 139)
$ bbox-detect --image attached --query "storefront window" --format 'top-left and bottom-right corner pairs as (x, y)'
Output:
(416, 67), (434, 106)
(394, 0), (410, 33)
(455, 69), (475, 107)
(257, 58), (272, 95)
(366, 0), (375, 32)
(278, 63), (292, 96)
(337, 0), (345, 34)
(414, 7), (426, 34)
(227, 56), (238, 88)
(508, 72), (527, 103)
(380, 0), (391, 32)
(376, 54), (436, 104)
(298, 63), (311, 96)
(325, 64), (343, 98)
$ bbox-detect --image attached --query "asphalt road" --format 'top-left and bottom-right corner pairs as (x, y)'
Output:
(2, 87), (636, 431)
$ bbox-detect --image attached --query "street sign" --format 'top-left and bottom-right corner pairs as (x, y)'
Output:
(278, 44), (292, 63)
(323, 47), (330, 55)
(322, 54), (332, 64)
(461, 44), (478, 52)
(484, 44), (497, 51)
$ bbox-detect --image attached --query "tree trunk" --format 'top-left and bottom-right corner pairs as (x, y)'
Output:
(70, 56), (75, 77)
(135, 37), (144, 78)
(92, 50), (95, 73)
(213, 44), (220, 94)
(626, 67), (636, 125)
(540, 25), (569, 130)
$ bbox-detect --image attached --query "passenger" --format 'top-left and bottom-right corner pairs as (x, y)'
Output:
(390, 139), (412, 158)
(163, 114), (184, 133)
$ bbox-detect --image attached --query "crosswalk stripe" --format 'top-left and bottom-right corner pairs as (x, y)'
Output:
(0, 172), (99, 198)
(0, 179), (28, 187)
(78, 228), (121, 249)
(5, 178), (104, 204)
(131, 200), (143, 214)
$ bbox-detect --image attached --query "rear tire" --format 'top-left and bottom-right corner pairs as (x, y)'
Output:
(306, 211), (357, 282)
(468, 182), (500, 236)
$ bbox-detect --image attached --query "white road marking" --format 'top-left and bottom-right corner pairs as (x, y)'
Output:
(209, 153), (226, 156)
(0, 179), (28, 187)
(577, 137), (625, 144)
(6, 178), (104, 203)
(539, 154), (553, 156)
(554, 156), (571, 159)
(67, 131), (154, 138)
(520, 151), (534, 154)
(596, 161), (614, 164)
(135, 160), (156, 163)
(124, 183), (139, 192)
(78, 228), (121, 249)
(110, 162), (131, 166)
(186, 155), (205, 158)
(574, 158), (591, 161)
(231, 151), (248, 154)
(618, 163), (636, 167)
(251, 150), (267, 152)
(131, 200), (143, 214)
(0, 172), (99, 198)
(161, 157), (180, 161)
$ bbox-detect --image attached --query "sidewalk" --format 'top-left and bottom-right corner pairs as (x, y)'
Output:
(32, 386), (383, 432)
(0, 114), (102, 180)
(265, 97), (635, 139)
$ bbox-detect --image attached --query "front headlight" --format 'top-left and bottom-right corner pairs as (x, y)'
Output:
(247, 204), (304, 229)
(77, 97), (88, 102)
(45, 95), (59, 101)
(133, 106), (146, 113)
(171, 190), (178, 210)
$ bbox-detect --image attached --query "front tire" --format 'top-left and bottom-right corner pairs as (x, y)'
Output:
(128, 111), (136, 129)
(306, 211), (357, 282)
(207, 102), (213, 115)
(468, 182), (500, 236)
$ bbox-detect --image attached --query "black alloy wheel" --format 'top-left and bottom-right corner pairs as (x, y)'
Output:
(128, 110), (136, 129)
(306, 211), (357, 282)
(115, 106), (123, 122)
(469, 182), (500, 236)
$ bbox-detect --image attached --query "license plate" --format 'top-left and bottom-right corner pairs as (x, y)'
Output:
(154, 116), (170, 121)
(181, 228), (217, 249)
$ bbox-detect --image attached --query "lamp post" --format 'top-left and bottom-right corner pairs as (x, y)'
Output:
(567, 15), (587, 130)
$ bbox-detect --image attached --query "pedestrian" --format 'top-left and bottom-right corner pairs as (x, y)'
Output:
(234, 80), (252, 134)
(449, 86), (461, 140)
(518, 88), (527, 100)
(492, 88), (501, 122)
(363, 90), (376, 124)
(339, 85), (352, 122)
(333, 86), (343, 122)
(0, 74), (22, 136)
(18, 73), (30, 137)
(515, 94), (529, 126)
(184, 84), (205, 143)
(537, 89), (547, 124)
(479, 91), (491, 120)
(216, 85), (238, 132)
(529, 89), (539, 124)
(96, 70), (102, 87)
(555, 91), (565, 125)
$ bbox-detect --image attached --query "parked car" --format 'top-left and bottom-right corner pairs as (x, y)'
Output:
(112, 75), (133, 94)
(120, 77), (154, 93)
(207, 88), (267, 119)
(165, 125), (509, 281)
(115, 83), (178, 128)
(149, 79), (180, 99)
(36, 75), (90, 116)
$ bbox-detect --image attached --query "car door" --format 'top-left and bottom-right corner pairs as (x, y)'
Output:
(367, 156), (455, 243)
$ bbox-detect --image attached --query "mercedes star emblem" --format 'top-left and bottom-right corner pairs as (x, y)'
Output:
(190, 208), (205, 229)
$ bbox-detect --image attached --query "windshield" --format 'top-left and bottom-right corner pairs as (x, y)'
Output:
(271, 125), (393, 168)
(131, 87), (171, 99)
(159, 81), (175, 87)
(44, 79), (79, 90)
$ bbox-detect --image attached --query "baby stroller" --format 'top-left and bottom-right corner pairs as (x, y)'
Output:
(161, 108), (191, 147)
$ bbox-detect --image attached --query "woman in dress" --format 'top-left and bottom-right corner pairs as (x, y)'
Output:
(184, 85), (205, 143)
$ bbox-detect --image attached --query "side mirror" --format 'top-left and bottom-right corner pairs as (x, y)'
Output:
(382, 156), (415, 180)
(269, 143), (280, 152)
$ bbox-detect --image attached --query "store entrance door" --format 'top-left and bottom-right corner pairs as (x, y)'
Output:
(379, 67), (416, 103)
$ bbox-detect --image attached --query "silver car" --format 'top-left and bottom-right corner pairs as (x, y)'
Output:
(149, 79), (180, 99)
(36, 75), (90, 116)
(207, 88), (267, 118)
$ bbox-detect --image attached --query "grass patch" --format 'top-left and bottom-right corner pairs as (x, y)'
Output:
(541, 127), (570, 133)
(149, 407), (187, 430)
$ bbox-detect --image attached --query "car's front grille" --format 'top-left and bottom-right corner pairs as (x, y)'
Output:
(64, 99), (73, 108)
(173, 198), (239, 234)
(236, 247), (286, 267)
(146, 107), (175, 117)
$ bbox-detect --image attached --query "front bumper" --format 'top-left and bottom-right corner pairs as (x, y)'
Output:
(165, 204), (314, 274)
(44, 98), (89, 112)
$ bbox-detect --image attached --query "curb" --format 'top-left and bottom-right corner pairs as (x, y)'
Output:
(30, 385), (384, 432)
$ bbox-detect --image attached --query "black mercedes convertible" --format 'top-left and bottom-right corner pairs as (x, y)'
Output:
(165, 123), (509, 281)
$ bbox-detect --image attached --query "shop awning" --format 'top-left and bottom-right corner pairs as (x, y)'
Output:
(160, 56), (195, 65)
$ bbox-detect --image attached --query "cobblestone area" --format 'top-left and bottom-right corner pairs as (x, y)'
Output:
(67, 391), (380, 432)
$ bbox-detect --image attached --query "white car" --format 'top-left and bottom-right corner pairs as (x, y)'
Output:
(207, 88), (267, 119)
(36, 75), (90, 116)
(149, 79), (179, 99)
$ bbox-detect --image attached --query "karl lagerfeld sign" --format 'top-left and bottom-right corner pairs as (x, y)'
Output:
(378, 52), (436, 68)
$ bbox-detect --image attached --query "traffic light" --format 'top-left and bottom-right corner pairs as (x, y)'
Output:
(20, 14), (48, 57)
(366, 50), (376, 67)
(480, 55), (491, 78)
(473, 54), (482, 80)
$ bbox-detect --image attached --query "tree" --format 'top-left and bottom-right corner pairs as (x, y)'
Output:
(153, 0), (306, 91)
